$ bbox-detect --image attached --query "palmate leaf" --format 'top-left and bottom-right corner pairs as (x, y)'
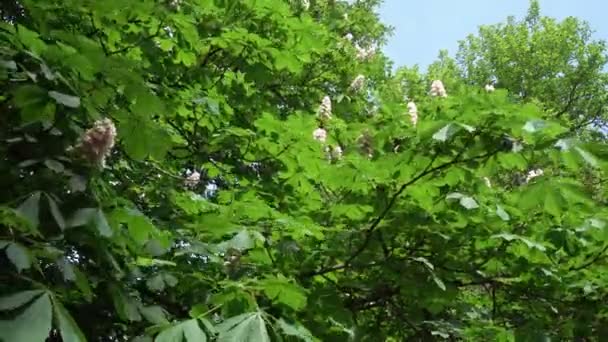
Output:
(0, 293), (52, 342)
(256, 275), (307, 311)
(0, 291), (86, 342)
(16, 191), (41, 229)
(0, 290), (44, 310)
(5, 242), (32, 273)
(156, 319), (207, 342)
(52, 296), (87, 342)
(48, 90), (80, 108)
(277, 318), (314, 341)
(216, 311), (270, 342)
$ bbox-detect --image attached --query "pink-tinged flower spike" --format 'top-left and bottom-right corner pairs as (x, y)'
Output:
(313, 128), (327, 143)
(485, 84), (495, 92)
(350, 75), (366, 92)
(185, 170), (201, 188)
(318, 96), (332, 120)
(430, 80), (447, 97)
(407, 101), (418, 126)
(76, 118), (117, 168)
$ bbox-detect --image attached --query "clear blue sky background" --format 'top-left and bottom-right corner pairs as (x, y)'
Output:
(378, 0), (608, 70)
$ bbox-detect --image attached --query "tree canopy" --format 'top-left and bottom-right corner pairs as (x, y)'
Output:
(1, 0), (608, 341)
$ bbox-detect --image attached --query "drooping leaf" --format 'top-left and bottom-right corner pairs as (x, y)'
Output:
(0, 290), (44, 311)
(16, 191), (41, 229)
(48, 90), (80, 108)
(52, 297), (87, 342)
(0, 293), (52, 342)
(257, 275), (307, 311)
(46, 194), (66, 230)
(6, 242), (32, 272)
(277, 318), (314, 341)
(216, 311), (270, 342)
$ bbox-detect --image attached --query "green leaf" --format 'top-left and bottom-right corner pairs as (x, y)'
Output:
(0, 293), (52, 342)
(58, 257), (76, 282)
(155, 319), (206, 342)
(52, 297), (87, 342)
(16, 25), (47, 54)
(155, 323), (184, 342)
(121, 116), (172, 160)
(446, 192), (479, 210)
(16, 191), (41, 228)
(0, 290), (44, 310)
(68, 208), (113, 237)
(6, 242), (32, 272)
(182, 319), (207, 342)
(48, 90), (81, 108)
(46, 194), (66, 230)
(496, 205), (510, 221)
(109, 285), (142, 322)
(432, 274), (447, 291)
(140, 305), (168, 325)
(146, 274), (166, 292)
(257, 275), (307, 311)
(277, 318), (314, 341)
(217, 311), (270, 342)
(432, 123), (457, 142)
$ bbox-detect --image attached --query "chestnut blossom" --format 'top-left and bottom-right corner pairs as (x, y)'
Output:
(318, 96), (332, 120)
(485, 84), (495, 92)
(344, 33), (354, 41)
(355, 44), (376, 61)
(407, 101), (418, 126)
(350, 75), (366, 92)
(483, 177), (492, 188)
(185, 171), (201, 188)
(313, 128), (327, 143)
(76, 118), (117, 168)
(525, 168), (544, 183)
(430, 80), (447, 97)
(301, 0), (310, 10)
(331, 146), (343, 160)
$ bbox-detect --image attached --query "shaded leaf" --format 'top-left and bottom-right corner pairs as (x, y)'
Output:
(0, 293), (52, 342)
(52, 297), (87, 342)
(6, 242), (32, 272)
(16, 191), (41, 228)
(48, 90), (80, 108)
(0, 290), (44, 311)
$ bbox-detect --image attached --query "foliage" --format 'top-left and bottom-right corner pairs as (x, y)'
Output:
(1, 0), (608, 341)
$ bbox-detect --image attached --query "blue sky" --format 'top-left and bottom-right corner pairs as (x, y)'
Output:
(378, 0), (608, 70)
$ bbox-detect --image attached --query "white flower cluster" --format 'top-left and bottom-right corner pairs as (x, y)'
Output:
(407, 101), (418, 126)
(301, 0), (310, 10)
(184, 170), (201, 188)
(525, 168), (544, 183)
(313, 127), (327, 143)
(485, 84), (495, 92)
(430, 80), (447, 97)
(355, 44), (376, 61)
(350, 74), (366, 93)
(76, 118), (116, 168)
(318, 95), (332, 120)
(331, 145), (343, 160)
